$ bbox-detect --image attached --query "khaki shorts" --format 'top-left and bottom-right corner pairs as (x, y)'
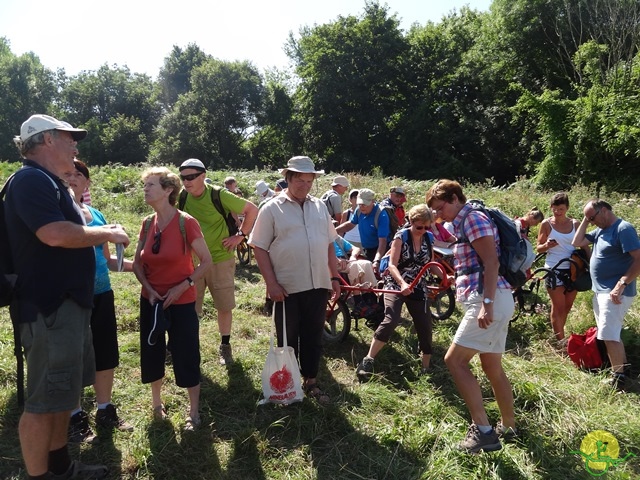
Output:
(453, 289), (514, 354)
(196, 257), (236, 315)
(18, 299), (94, 413)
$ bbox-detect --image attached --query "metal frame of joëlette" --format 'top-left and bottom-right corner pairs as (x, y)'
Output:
(335, 261), (451, 296)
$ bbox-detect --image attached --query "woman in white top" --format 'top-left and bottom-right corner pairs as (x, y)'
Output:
(536, 192), (583, 341)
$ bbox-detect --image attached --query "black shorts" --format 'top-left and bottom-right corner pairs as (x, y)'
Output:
(545, 268), (570, 290)
(139, 298), (200, 388)
(91, 290), (119, 371)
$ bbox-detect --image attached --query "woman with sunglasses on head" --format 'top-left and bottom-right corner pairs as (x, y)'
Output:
(356, 204), (437, 380)
(133, 167), (212, 430)
(536, 192), (587, 343)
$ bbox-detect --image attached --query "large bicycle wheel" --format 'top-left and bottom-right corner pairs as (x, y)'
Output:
(323, 299), (351, 344)
(430, 288), (455, 320)
(236, 239), (252, 266)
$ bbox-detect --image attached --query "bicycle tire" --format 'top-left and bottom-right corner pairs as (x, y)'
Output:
(430, 288), (456, 320)
(323, 298), (351, 344)
(236, 240), (252, 266)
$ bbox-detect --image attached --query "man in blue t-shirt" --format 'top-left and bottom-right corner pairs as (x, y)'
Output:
(336, 188), (390, 274)
(7, 114), (130, 479)
(573, 199), (640, 391)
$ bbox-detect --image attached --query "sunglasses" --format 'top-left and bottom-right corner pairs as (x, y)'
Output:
(588, 209), (601, 222)
(412, 225), (429, 231)
(180, 171), (204, 182)
(152, 231), (161, 254)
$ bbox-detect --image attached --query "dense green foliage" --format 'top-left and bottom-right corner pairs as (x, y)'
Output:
(1, 0), (640, 192)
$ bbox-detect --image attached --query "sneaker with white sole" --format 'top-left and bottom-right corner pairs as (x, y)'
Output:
(459, 423), (502, 453)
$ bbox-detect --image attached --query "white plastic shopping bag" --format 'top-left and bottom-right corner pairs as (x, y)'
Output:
(259, 300), (304, 405)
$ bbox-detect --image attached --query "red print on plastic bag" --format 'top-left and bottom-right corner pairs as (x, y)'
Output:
(270, 365), (294, 393)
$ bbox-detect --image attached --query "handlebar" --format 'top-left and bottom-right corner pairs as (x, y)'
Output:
(337, 261), (450, 295)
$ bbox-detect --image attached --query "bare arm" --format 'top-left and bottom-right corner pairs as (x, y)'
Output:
(387, 237), (411, 295)
(163, 237), (212, 307)
(471, 235), (500, 329)
(36, 221), (130, 249)
(253, 246), (288, 303)
(536, 219), (555, 253)
(572, 216), (592, 249)
(103, 243), (133, 273)
(335, 221), (355, 236)
(132, 237), (162, 306)
(610, 249), (640, 304)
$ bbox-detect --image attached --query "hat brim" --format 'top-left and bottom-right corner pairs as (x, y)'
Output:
(357, 199), (373, 206)
(65, 130), (87, 141)
(279, 167), (324, 178)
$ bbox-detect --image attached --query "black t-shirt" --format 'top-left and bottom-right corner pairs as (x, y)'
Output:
(5, 161), (95, 318)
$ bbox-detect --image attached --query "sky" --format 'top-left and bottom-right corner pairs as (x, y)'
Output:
(1, 0), (492, 78)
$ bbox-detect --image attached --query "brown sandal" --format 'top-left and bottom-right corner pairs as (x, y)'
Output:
(304, 383), (330, 405)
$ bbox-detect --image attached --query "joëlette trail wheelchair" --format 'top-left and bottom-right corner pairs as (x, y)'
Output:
(323, 260), (451, 344)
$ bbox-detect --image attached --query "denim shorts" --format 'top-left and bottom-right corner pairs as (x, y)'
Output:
(18, 299), (94, 413)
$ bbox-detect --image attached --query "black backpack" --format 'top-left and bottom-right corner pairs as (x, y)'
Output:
(178, 185), (238, 236)
(458, 200), (535, 289)
(1, 167), (60, 406)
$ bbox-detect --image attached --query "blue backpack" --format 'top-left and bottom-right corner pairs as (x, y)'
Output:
(458, 200), (535, 289)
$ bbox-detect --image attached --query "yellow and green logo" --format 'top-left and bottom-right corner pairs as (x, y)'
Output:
(571, 430), (636, 476)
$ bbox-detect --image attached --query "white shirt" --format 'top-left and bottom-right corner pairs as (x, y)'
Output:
(249, 192), (338, 294)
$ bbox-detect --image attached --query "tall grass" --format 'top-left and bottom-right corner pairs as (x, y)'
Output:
(0, 163), (638, 479)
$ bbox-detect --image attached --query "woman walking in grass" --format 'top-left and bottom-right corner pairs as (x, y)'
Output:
(426, 179), (516, 454)
(356, 204), (437, 380)
(133, 167), (212, 430)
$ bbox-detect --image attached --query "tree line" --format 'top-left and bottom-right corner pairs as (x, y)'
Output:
(1, 0), (639, 192)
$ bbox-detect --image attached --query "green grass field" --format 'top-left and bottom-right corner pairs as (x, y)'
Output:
(0, 164), (639, 479)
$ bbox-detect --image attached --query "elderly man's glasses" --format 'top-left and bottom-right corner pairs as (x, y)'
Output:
(152, 231), (162, 254)
(588, 209), (601, 222)
(180, 171), (204, 182)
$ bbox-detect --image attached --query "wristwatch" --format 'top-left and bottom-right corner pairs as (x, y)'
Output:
(236, 230), (246, 238)
(483, 298), (494, 305)
(186, 276), (195, 287)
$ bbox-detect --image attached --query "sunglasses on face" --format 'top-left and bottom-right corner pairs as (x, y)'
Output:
(412, 225), (429, 231)
(180, 171), (204, 182)
(152, 231), (161, 254)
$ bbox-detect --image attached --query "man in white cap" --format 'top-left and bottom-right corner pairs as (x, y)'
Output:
(255, 180), (275, 208)
(336, 188), (391, 273)
(320, 175), (350, 223)
(178, 158), (258, 365)
(7, 114), (130, 479)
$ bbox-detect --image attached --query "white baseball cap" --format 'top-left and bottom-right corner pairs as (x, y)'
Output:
(18, 114), (87, 143)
